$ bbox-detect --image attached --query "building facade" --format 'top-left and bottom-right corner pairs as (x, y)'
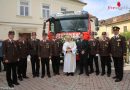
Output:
(98, 12), (130, 38)
(0, 0), (86, 40)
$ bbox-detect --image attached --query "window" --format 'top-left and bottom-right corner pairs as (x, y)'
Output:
(61, 7), (67, 12)
(54, 18), (88, 33)
(20, 1), (29, 16)
(123, 26), (127, 32)
(42, 5), (50, 19)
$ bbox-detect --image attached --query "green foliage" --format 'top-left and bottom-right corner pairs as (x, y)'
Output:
(120, 31), (130, 40)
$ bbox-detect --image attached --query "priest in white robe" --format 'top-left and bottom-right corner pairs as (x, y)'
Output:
(63, 35), (77, 76)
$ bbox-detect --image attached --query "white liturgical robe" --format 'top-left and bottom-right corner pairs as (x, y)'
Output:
(63, 41), (77, 73)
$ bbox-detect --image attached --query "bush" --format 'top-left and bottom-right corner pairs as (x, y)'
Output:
(120, 31), (130, 40)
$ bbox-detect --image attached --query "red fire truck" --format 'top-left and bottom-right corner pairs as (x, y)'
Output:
(43, 11), (99, 61)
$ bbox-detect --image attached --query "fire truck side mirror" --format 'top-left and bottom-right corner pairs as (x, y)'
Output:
(50, 17), (55, 23)
(43, 22), (46, 33)
(95, 26), (99, 31)
(95, 18), (99, 26)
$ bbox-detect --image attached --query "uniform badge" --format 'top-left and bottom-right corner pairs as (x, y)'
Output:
(57, 42), (59, 47)
(117, 42), (120, 47)
(46, 43), (49, 48)
(92, 42), (96, 46)
(105, 44), (107, 47)
(117, 39), (121, 41)
(14, 44), (17, 47)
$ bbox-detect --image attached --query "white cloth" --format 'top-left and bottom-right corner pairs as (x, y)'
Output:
(63, 41), (77, 73)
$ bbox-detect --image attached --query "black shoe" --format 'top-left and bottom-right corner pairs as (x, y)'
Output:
(57, 73), (60, 75)
(36, 74), (39, 77)
(89, 71), (94, 74)
(112, 76), (117, 79)
(66, 73), (69, 76)
(33, 74), (36, 78)
(107, 74), (111, 77)
(33, 75), (36, 78)
(41, 75), (44, 78)
(18, 77), (23, 81)
(3, 68), (6, 71)
(48, 75), (51, 78)
(96, 72), (99, 76)
(79, 72), (83, 75)
(53, 73), (56, 76)
(23, 76), (29, 79)
(71, 73), (74, 76)
(8, 84), (14, 88)
(86, 73), (89, 76)
(115, 79), (122, 82)
(13, 82), (20, 85)
(101, 73), (105, 76)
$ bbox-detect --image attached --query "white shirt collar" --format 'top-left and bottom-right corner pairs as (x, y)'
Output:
(52, 39), (56, 41)
(114, 35), (119, 38)
(43, 39), (46, 42)
(102, 37), (107, 41)
(9, 39), (13, 42)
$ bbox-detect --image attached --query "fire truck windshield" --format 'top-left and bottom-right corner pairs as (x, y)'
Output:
(54, 18), (88, 32)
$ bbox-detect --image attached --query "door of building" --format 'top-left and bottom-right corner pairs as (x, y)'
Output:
(19, 33), (31, 41)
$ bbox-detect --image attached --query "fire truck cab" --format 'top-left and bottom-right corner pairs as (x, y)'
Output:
(43, 11), (99, 40)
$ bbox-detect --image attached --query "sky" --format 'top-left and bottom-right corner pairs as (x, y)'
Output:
(81, 0), (130, 20)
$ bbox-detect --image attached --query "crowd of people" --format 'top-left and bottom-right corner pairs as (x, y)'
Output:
(0, 26), (127, 88)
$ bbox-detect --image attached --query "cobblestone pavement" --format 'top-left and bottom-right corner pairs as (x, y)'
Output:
(0, 61), (130, 90)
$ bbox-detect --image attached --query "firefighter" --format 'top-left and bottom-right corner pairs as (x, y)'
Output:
(88, 32), (100, 75)
(29, 32), (40, 78)
(17, 35), (29, 81)
(77, 33), (89, 76)
(3, 31), (20, 87)
(50, 32), (62, 75)
(38, 33), (51, 78)
(99, 32), (111, 77)
(110, 26), (127, 82)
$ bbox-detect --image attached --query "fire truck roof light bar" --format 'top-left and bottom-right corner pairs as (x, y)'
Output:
(52, 11), (88, 17)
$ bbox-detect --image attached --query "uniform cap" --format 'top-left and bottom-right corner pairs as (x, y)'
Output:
(91, 32), (95, 36)
(31, 32), (36, 36)
(42, 33), (47, 36)
(112, 26), (120, 31)
(8, 31), (15, 35)
(102, 32), (106, 35)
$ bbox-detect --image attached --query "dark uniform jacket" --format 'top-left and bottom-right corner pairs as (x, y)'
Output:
(88, 38), (99, 55)
(38, 40), (52, 58)
(29, 39), (40, 56)
(51, 39), (62, 57)
(99, 37), (110, 56)
(76, 39), (89, 55)
(3, 39), (19, 63)
(17, 40), (29, 58)
(110, 35), (127, 57)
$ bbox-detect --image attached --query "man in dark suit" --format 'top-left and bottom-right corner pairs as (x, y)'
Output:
(29, 32), (40, 78)
(17, 35), (29, 81)
(88, 32), (100, 75)
(3, 31), (20, 87)
(38, 33), (51, 78)
(50, 32), (62, 75)
(99, 32), (111, 77)
(110, 26), (127, 82)
(77, 33), (89, 76)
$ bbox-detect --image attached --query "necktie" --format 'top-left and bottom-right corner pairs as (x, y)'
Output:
(114, 36), (116, 39)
